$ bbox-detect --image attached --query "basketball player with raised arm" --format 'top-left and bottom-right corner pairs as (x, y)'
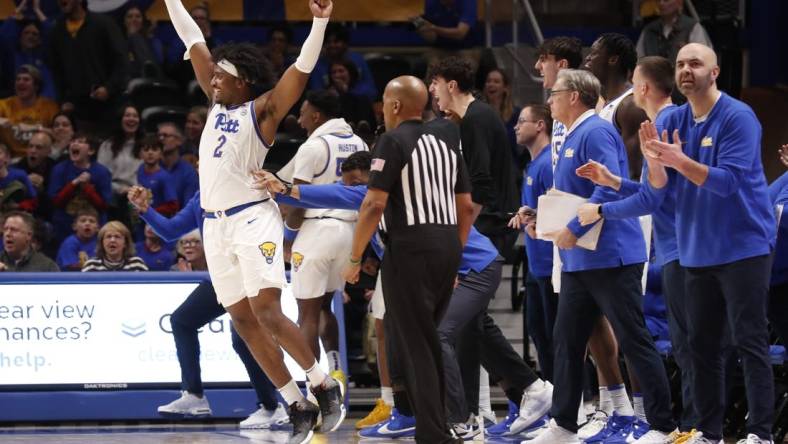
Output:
(161, 1), (343, 443)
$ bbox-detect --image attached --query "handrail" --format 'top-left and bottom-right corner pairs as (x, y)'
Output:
(521, 0), (544, 45)
(485, 0), (493, 48)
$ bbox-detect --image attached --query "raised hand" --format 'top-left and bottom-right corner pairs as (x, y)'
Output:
(645, 128), (685, 169)
(309, 0), (333, 18)
(576, 160), (618, 188)
(127, 185), (150, 212)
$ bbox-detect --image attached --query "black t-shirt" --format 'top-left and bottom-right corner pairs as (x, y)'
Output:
(368, 119), (471, 238)
(459, 100), (518, 215)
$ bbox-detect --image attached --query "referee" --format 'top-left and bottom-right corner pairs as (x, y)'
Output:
(343, 75), (474, 444)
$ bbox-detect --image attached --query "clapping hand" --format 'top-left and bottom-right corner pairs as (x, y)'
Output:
(576, 160), (618, 188)
(127, 185), (150, 212)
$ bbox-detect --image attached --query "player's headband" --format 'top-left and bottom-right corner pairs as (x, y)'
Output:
(217, 59), (240, 79)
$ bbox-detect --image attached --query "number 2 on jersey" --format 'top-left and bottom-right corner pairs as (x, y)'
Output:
(213, 135), (227, 158)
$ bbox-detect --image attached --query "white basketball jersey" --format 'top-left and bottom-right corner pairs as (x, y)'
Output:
(598, 87), (634, 130)
(303, 131), (367, 220)
(199, 101), (271, 211)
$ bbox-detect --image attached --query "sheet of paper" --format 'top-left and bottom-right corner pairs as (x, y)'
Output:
(536, 189), (603, 251)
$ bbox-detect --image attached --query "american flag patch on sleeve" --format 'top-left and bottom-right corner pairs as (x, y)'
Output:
(371, 158), (386, 171)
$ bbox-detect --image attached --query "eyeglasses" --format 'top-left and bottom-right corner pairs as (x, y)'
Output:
(180, 239), (202, 246)
(548, 88), (573, 97)
(517, 118), (540, 124)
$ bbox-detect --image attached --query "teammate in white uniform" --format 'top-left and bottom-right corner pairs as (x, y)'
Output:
(278, 90), (367, 386)
(533, 36), (632, 441)
(161, 1), (342, 443)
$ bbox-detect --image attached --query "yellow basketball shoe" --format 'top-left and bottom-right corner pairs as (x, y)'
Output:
(355, 398), (392, 429)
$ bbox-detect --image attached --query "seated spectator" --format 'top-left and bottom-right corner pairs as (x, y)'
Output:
(636, 0), (713, 61)
(158, 122), (198, 208)
(12, 130), (54, 219)
(0, 210), (58, 272)
(482, 68), (521, 164)
(264, 24), (294, 80)
(55, 206), (98, 271)
(171, 229), (205, 271)
(328, 59), (377, 131)
(0, 65), (59, 158)
(0, 142), (36, 213)
(48, 132), (112, 242)
(135, 224), (174, 271)
(182, 106), (207, 158)
(308, 23), (377, 101)
(50, 112), (76, 161)
(49, 0), (128, 132)
(414, 0), (478, 50)
(0, 18), (57, 100)
(82, 220), (148, 271)
(137, 134), (178, 217)
(98, 104), (143, 199)
(122, 4), (164, 78)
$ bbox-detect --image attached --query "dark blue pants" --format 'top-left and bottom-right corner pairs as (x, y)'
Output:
(661, 261), (698, 432)
(684, 254), (774, 441)
(525, 272), (558, 383)
(551, 264), (675, 434)
(170, 280), (278, 410)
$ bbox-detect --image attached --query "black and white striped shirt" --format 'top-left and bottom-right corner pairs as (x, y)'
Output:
(369, 119), (471, 238)
(81, 256), (149, 272)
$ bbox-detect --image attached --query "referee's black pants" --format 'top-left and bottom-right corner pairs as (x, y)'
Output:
(551, 264), (675, 434)
(381, 229), (462, 444)
(684, 254), (774, 441)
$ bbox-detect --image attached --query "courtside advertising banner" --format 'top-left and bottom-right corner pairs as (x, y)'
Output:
(0, 281), (325, 389)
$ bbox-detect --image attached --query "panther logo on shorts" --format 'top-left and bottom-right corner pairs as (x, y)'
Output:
(259, 242), (277, 264)
(292, 252), (304, 272)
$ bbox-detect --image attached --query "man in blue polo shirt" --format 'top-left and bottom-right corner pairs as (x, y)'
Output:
(644, 43), (776, 444)
(509, 104), (556, 383)
(529, 69), (675, 444)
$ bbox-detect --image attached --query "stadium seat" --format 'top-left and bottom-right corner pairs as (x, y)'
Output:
(141, 106), (189, 132)
(365, 54), (412, 100)
(125, 78), (183, 109)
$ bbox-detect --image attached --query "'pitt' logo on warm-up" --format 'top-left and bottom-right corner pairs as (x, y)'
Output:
(214, 113), (240, 134)
(259, 242), (277, 264)
(564, 148), (575, 158)
(701, 136), (713, 147)
(291, 252), (304, 272)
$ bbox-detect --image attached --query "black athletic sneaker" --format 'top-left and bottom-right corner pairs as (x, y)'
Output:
(310, 376), (346, 432)
(288, 399), (319, 444)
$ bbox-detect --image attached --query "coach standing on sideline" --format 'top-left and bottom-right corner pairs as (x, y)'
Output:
(644, 43), (776, 444)
(530, 69), (675, 444)
(343, 75), (474, 444)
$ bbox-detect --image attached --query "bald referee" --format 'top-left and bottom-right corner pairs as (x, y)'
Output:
(343, 76), (474, 444)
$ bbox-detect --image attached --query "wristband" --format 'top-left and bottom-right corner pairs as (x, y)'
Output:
(283, 223), (299, 242)
(348, 256), (361, 265)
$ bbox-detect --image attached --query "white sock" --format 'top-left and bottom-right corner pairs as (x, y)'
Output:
(381, 386), (394, 407)
(479, 367), (493, 414)
(305, 362), (327, 388)
(608, 384), (634, 416)
(599, 386), (613, 415)
(327, 350), (342, 372)
(277, 379), (303, 406)
(632, 393), (646, 422)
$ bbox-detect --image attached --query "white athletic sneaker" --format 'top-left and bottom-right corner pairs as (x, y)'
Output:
(578, 410), (609, 439)
(525, 418), (581, 444)
(510, 379), (553, 435)
(452, 414), (482, 441)
(736, 433), (774, 444)
(157, 391), (211, 417)
(685, 432), (723, 444)
(634, 429), (674, 443)
(239, 403), (290, 429)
